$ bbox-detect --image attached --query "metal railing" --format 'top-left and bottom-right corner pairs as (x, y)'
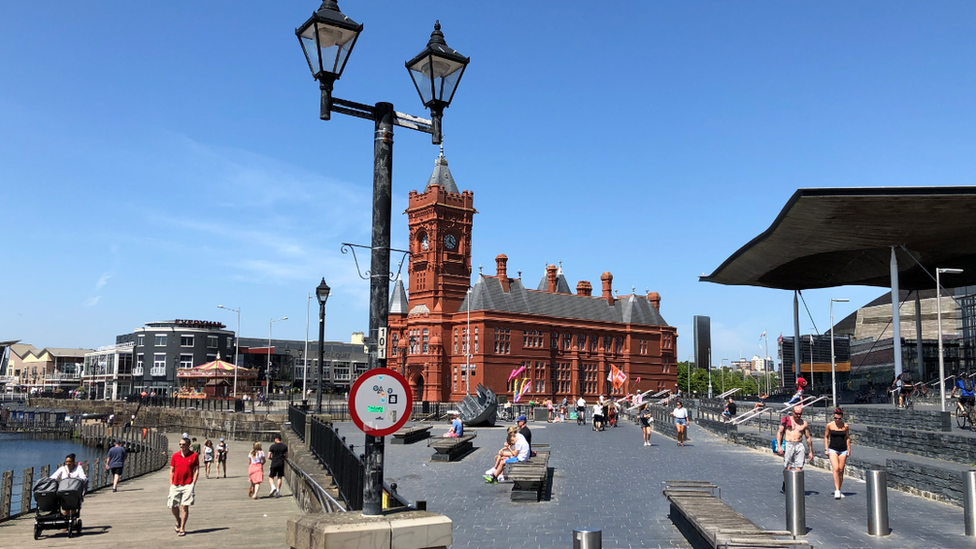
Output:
(0, 425), (169, 523)
(308, 415), (365, 511)
(289, 405), (307, 441)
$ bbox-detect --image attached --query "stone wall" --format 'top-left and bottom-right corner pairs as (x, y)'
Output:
(697, 417), (974, 507)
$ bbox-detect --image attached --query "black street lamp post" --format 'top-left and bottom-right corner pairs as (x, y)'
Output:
(316, 277), (331, 414)
(296, 1), (468, 516)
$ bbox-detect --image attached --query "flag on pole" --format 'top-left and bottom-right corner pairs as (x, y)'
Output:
(609, 365), (627, 389)
(777, 333), (783, 344)
(759, 330), (766, 339)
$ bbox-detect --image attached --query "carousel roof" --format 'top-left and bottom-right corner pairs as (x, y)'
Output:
(177, 357), (258, 378)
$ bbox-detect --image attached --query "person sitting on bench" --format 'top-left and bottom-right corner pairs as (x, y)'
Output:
(753, 394), (769, 410)
(443, 410), (463, 438)
(484, 427), (528, 484)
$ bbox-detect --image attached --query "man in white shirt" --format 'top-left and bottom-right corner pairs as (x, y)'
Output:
(576, 396), (586, 424)
(486, 431), (529, 484)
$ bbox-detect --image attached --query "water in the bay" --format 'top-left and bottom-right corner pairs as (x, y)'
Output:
(0, 433), (105, 512)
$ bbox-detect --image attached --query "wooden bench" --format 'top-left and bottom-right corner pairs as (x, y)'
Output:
(663, 480), (810, 549)
(391, 424), (432, 445)
(429, 432), (477, 462)
(505, 447), (550, 502)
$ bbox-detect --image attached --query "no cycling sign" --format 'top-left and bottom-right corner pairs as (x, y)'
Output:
(348, 368), (413, 437)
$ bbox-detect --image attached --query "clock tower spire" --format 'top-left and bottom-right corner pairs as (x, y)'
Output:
(405, 150), (476, 313)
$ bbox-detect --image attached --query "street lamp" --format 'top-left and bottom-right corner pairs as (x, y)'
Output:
(316, 277), (331, 413)
(937, 268), (963, 412)
(296, 2), (469, 517)
(830, 298), (849, 409)
(296, 0), (362, 120)
(217, 305), (241, 399)
(687, 354), (694, 396)
(268, 317), (288, 401)
(466, 287), (472, 394)
(721, 358), (729, 396)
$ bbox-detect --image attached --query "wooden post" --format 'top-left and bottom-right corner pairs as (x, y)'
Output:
(40, 465), (50, 479)
(21, 467), (34, 514)
(0, 470), (12, 520)
(86, 461), (94, 493)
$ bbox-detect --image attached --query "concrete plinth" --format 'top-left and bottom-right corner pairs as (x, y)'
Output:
(287, 509), (452, 549)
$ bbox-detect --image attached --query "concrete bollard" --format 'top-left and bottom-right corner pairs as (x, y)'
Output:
(866, 469), (890, 536)
(964, 471), (976, 536)
(573, 527), (601, 549)
(784, 469), (806, 535)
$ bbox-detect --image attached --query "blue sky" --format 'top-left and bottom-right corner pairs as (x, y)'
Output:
(2, 2), (975, 367)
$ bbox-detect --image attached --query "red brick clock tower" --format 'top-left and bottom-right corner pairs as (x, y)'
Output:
(405, 151), (475, 315)
(389, 149), (475, 401)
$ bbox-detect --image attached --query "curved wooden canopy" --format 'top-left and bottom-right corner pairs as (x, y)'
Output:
(700, 187), (976, 291)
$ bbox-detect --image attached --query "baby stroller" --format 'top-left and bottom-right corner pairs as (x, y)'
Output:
(33, 477), (85, 539)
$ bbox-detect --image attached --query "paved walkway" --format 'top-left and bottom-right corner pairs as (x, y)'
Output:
(0, 433), (299, 547)
(374, 418), (972, 549)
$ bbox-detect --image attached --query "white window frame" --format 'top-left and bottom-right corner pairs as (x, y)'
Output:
(154, 335), (167, 347)
(207, 336), (218, 349)
(179, 354), (194, 369)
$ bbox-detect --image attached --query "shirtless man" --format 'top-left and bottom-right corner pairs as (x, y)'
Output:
(776, 405), (814, 490)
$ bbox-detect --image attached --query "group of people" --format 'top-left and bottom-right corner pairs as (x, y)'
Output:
(775, 404), (851, 500)
(167, 432), (288, 536)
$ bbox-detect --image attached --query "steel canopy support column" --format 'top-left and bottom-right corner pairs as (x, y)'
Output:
(915, 291), (924, 380)
(794, 291), (801, 380)
(363, 101), (394, 517)
(891, 247), (903, 378)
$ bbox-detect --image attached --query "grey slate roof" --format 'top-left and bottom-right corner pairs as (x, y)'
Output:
(389, 276), (409, 314)
(459, 275), (669, 327)
(424, 149), (459, 194)
(535, 267), (572, 294)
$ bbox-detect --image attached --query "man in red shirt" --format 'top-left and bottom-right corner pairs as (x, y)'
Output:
(169, 438), (200, 536)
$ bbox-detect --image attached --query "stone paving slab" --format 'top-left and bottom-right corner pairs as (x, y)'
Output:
(361, 418), (974, 548)
(0, 433), (299, 548)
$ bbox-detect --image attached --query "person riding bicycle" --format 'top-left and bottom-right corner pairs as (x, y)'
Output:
(951, 373), (976, 414)
(575, 396), (586, 425)
(891, 371), (914, 408)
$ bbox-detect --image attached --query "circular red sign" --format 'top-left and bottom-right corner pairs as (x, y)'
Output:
(348, 368), (413, 437)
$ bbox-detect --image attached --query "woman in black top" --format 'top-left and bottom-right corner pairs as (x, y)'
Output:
(638, 404), (653, 446)
(824, 407), (852, 499)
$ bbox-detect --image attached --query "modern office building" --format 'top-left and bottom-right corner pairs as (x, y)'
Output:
(124, 319), (236, 396)
(82, 343), (134, 400)
(693, 315), (711, 373)
(237, 335), (368, 395)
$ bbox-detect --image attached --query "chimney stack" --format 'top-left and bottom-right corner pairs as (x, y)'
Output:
(648, 292), (661, 311)
(496, 254), (510, 292)
(577, 281), (592, 297)
(547, 264), (558, 293)
(601, 272), (614, 305)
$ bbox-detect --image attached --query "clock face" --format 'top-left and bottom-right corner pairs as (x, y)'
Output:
(444, 234), (458, 250)
(420, 233), (429, 251)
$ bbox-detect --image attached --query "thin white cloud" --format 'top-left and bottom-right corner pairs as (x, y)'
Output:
(95, 272), (111, 289)
(84, 296), (102, 307)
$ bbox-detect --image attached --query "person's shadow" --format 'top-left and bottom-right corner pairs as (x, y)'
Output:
(186, 527), (230, 535)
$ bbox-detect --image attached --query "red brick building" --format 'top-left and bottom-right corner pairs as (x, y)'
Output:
(387, 152), (677, 403)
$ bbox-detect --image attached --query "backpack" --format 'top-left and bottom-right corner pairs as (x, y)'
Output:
(964, 378), (974, 392)
(901, 372), (913, 383)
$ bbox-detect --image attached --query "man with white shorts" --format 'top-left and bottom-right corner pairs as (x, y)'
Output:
(169, 438), (200, 536)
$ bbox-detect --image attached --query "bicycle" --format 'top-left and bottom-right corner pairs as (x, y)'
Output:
(576, 407), (586, 426)
(956, 398), (976, 429)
